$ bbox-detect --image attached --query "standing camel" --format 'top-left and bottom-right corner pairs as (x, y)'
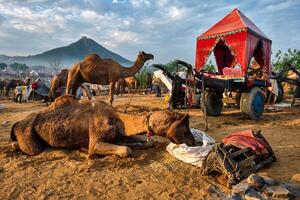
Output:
(49, 69), (91, 101)
(48, 69), (69, 101)
(66, 51), (154, 104)
(125, 76), (138, 93)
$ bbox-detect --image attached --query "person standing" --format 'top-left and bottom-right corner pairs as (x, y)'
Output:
(15, 83), (22, 103)
(152, 77), (161, 97)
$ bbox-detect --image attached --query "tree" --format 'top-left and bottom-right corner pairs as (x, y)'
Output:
(9, 63), (29, 71)
(203, 60), (217, 73)
(47, 57), (64, 72)
(273, 49), (300, 72)
(0, 63), (7, 70)
(164, 60), (186, 73)
(136, 65), (152, 89)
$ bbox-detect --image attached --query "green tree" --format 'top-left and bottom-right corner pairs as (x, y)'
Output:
(203, 60), (217, 73)
(136, 65), (152, 89)
(273, 49), (300, 72)
(10, 63), (29, 71)
(0, 63), (7, 70)
(164, 60), (186, 73)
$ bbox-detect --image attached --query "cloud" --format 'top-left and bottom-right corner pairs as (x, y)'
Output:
(129, 0), (150, 8)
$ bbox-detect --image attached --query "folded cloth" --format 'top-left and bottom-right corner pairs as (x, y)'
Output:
(223, 130), (268, 153)
(166, 128), (215, 167)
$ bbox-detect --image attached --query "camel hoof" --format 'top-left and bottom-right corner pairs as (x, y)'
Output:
(11, 142), (19, 150)
(118, 146), (132, 158)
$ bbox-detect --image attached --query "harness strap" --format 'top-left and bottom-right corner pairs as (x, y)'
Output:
(145, 113), (154, 141)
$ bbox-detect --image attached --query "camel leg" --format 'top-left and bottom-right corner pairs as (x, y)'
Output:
(109, 81), (115, 105)
(118, 135), (154, 149)
(49, 79), (58, 101)
(89, 141), (132, 158)
(80, 85), (91, 99)
(66, 66), (80, 95)
(71, 82), (81, 96)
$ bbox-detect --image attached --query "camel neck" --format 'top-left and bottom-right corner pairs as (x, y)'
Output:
(118, 113), (148, 136)
(120, 58), (144, 78)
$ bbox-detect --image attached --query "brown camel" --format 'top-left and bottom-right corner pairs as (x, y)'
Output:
(48, 69), (68, 101)
(49, 69), (90, 101)
(125, 76), (138, 93)
(66, 51), (154, 104)
(115, 78), (126, 96)
(11, 95), (194, 157)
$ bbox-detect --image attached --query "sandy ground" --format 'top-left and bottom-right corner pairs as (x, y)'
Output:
(0, 93), (300, 199)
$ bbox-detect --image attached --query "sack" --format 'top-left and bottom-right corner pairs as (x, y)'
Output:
(166, 128), (215, 167)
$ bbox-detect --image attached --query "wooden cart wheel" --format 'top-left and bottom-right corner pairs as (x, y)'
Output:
(240, 87), (264, 120)
(204, 91), (223, 116)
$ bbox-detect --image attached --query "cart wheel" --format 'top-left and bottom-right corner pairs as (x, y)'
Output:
(204, 91), (223, 116)
(276, 83), (284, 102)
(240, 87), (264, 120)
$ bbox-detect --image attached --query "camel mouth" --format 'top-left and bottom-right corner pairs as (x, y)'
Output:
(148, 54), (154, 60)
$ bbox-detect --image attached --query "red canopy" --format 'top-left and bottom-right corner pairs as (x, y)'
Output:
(195, 8), (272, 76)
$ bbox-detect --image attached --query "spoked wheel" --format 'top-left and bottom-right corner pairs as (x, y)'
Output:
(240, 87), (264, 120)
(204, 91), (223, 116)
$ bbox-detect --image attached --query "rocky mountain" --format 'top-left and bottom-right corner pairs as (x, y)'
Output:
(0, 36), (133, 68)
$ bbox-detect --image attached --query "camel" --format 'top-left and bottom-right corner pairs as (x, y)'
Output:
(0, 79), (5, 96)
(125, 76), (138, 93)
(48, 69), (69, 101)
(11, 95), (195, 157)
(3, 79), (22, 97)
(66, 51), (154, 104)
(115, 76), (138, 96)
(115, 78), (126, 96)
(49, 69), (91, 101)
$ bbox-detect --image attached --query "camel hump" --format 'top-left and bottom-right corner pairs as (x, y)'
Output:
(84, 53), (101, 62)
(47, 95), (79, 111)
(60, 69), (68, 73)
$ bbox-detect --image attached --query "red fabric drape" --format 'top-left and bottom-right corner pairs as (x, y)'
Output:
(195, 32), (271, 76)
(223, 32), (247, 75)
(195, 38), (217, 71)
(247, 33), (259, 67)
(263, 40), (271, 75)
(213, 40), (235, 72)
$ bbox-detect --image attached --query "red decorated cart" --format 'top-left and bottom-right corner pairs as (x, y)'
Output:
(195, 8), (272, 120)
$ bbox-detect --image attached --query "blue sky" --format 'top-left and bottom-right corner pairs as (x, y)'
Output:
(0, 0), (299, 64)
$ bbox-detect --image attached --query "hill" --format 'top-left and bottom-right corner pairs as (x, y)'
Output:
(0, 36), (133, 68)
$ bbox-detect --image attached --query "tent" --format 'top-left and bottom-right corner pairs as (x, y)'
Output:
(195, 8), (272, 76)
(28, 83), (50, 101)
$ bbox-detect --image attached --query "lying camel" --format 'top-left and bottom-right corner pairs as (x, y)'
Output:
(11, 95), (194, 157)
(66, 51), (154, 104)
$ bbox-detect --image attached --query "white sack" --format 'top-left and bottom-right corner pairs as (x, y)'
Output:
(166, 128), (215, 167)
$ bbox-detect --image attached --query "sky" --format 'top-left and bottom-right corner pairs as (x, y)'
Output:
(0, 0), (299, 64)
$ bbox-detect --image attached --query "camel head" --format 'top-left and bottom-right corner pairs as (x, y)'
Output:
(137, 51), (154, 63)
(166, 114), (195, 146)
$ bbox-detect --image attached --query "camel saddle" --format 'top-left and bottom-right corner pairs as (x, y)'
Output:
(202, 130), (276, 188)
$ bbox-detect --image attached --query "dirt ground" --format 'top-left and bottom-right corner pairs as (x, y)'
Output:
(0, 93), (300, 199)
